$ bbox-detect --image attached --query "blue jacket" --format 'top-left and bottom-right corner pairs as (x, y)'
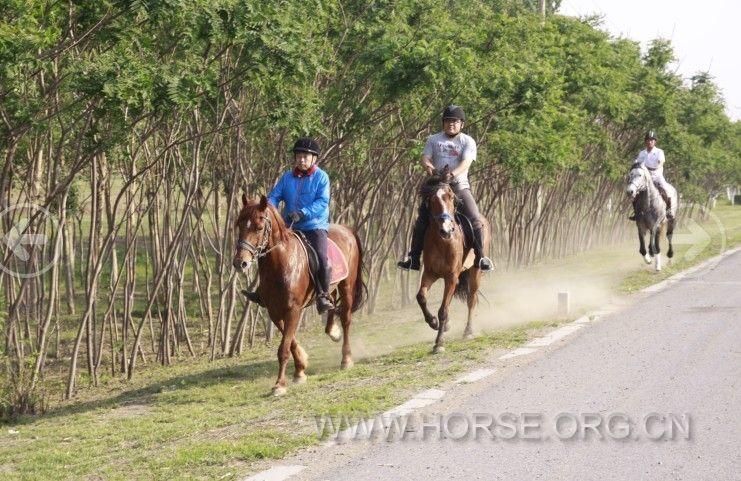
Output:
(268, 167), (330, 231)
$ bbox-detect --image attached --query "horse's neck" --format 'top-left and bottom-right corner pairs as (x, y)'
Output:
(643, 171), (664, 206)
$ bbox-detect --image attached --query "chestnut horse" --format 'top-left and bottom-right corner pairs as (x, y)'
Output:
(415, 171), (490, 353)
(233, 194), (366, 396)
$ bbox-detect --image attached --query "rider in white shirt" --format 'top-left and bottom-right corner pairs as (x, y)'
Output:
(630, 130), (675, 220)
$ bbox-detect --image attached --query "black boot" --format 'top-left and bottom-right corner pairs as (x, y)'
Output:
(397, 211), (427, 271)
(316, 264), (335, 314)
(473, 228), (494, 272)
(241, 290), (264, 307)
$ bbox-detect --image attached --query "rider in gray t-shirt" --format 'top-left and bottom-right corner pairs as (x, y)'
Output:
(397, 105), (494, 272)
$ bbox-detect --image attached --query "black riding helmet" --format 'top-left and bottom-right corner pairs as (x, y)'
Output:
(293, 137), (321, 156)
(442, 105), (465, 122)
(645, 130), (657, 141)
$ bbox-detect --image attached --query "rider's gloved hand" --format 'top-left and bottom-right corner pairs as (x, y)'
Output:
(289, 211), (303, 223)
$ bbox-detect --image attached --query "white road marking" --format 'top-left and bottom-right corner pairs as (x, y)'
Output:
(498, 347), (537, 360)
(526, 324), (583, 347)
(455, 368), (496, 384)
(240, 465), (306, 481)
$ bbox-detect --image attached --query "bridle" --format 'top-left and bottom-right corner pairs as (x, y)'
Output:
(236, 214), (282, 259)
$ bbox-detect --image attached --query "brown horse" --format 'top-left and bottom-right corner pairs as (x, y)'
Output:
(232, 194), (366, 396)
(415, 172), (490, 354)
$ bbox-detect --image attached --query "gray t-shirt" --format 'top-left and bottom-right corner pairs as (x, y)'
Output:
(422, 131), (477, 191)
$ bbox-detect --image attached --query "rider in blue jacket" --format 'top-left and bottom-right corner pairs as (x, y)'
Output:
(244, 137), (335, 314)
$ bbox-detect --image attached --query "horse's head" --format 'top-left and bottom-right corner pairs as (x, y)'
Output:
(233, 194), (276, 271)
(420, 174), (457, 241)
(626, 162), (649, 199)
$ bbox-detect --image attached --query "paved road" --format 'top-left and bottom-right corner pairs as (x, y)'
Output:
(288, 250), (741, 481)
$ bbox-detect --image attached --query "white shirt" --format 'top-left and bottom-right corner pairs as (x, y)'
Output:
(422, 132), (477, 191)
(636, 147), (665, 170)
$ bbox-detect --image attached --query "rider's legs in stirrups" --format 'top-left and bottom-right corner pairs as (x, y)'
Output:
(397, 202), (428, 271)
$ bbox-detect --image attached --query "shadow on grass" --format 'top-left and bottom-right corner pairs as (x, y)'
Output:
(8, 356), (283, 425)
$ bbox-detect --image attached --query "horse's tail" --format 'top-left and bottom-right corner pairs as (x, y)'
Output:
(454, 269), (470, 301)
(351, 230), (368, 313)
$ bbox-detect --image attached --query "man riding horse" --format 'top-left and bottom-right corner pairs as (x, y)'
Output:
(397, 105), (494, 272)
(243, 137), (335, 314)
(629, 130), (676, 221)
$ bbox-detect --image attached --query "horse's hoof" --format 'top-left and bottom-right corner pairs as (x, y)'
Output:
(293, 374), (307, 384)
(272, 386), (287, 397)
(426, 317), (439, 331)
(643, 255), (652, 264)
(327, 324), (342, 342)
(341, 359), (354, 370)
(463, 332), (475, 341)
(432, 345), (445, 354)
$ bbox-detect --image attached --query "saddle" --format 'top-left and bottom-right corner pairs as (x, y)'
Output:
(292, 231), (349, 291)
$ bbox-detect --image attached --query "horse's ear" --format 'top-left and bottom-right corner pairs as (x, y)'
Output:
(259, 195), (269, 210)
(242, 193), (248, 206)
(442, 164), (450, 174)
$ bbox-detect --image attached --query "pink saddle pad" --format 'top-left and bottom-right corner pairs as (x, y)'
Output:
(327, 238), (349, 284)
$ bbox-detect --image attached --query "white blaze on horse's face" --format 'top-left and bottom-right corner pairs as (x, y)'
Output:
(435, 188), (455, 240)
(233, 212), (267, 270)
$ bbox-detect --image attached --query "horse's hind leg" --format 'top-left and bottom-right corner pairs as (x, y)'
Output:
(667, 219), (675, 258)
(463, 269), (481, 340)
(337, 282), (354, 369)
(290, 338), (308, 384)
(417, 271), (439, 330)
(324, 309), (341, 342)
(653, 227), (662, 271)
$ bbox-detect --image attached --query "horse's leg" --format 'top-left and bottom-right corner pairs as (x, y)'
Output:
(290, 337), (308, 384)
(272, 309), (300, 396)
(337, 283), (354, 370)
(463, 269), (481, 340)
(638, 226), (651, 264)
(324, 309), (341, 342)
(417, 271), (439, 330)
(667, 219), (675, 259)
(433, 274), (458, 354)
(653, 226), (662, 272)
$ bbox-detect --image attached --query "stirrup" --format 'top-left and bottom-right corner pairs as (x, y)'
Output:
(478, 256), (494, 272)
(241, 290), (264, 307)
(397, 257), (421, 271)
(316, 294), (335, 314)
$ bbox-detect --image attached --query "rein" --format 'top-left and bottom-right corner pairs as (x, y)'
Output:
(236, 214), (284, 259)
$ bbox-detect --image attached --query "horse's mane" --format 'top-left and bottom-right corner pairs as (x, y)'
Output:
(630, 161), (644, 171)
(419, 175), (452, 199)
(237, 198), (291, 244)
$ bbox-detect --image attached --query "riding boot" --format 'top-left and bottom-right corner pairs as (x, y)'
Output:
(241, 290), (264, 307)
(397, 210), (427, 271)
(473, 228), (494, 272)
(316, 264), (335, 314)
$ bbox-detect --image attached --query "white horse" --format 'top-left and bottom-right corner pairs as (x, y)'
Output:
(626, 162), (677, 271)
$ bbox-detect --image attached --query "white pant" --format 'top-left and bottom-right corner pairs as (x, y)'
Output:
(649, 170), (675, 197)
